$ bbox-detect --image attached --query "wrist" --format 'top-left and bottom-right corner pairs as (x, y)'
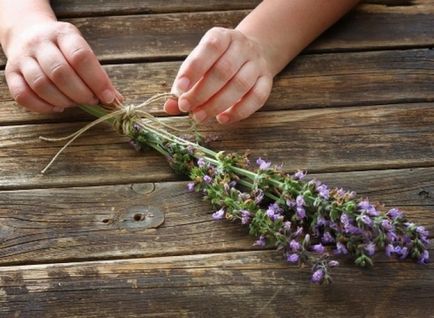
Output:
(1, 13), (56, 55)
(0, 8), (57, 55)
(236, 27), (292, 77)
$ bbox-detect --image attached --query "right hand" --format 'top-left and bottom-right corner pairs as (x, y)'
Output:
(3, 19), (122, 113)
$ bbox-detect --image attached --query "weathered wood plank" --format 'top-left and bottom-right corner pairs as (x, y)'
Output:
(0, 166), (432, 265)
(1, 49), (433, 124)
(1, 4), (434, 67)
(49, 0), (431, 17)
(51, 0), (260, 17)
(0, 250), (432, 317)
(0, 104), (432, 189)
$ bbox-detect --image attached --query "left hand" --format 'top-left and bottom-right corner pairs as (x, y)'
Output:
(164, 27), (273, 124)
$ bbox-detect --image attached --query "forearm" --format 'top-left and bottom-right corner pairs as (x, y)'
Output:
(236, 0), (360, 75)
(0, 0), (56, 53)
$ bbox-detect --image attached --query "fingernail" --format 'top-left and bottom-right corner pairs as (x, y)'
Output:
(193, 110), (207, 123)
(217, 114), (230, 124)
(101, 89), (115, 104)
(172, 77), (190, 97)
(178, 98), (191, 112)
(53, 106), (64, 113)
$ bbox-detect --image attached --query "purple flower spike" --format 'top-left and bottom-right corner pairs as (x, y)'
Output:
(212, 208), (225, 220)
(203, 175), (212, 184)
(360, 214), (372, 226)
(322, 231), (335, 244)
(317, 184), (330, 200)
(365, 242), (376, 256)
(254, 235), (266, 247)
(416, 226), (429, 238)
(345, 224), (362, 235)
(316, 216), (327, 227)
(187, 182), (195, 192)
(289, 239), (301, 252)
(381, 219), (393, 231)
(286, 199), (296, 208)
(336, 188), (346, 197)
(293, 170), (306, 180)
(294, 226), (303, 238)
(266, 203), (282, 221)
(266, 209), (275, 220)
(283, 221), (292, 232)
(197, 157), (206, 167)
(311, 269), (325, 284)
(296, 195), (305, 207)
(340, 213), (350, 226)
(418, 250), (429, 265)
(256, 157), (271, 170)
(287, 253), (300, 263)
(312, 243), (325, 254)
(387, 230), (398, 242)
(385, 244), (394, 257)
(335, 242), (348, 255)
(296, 206), (306, 219)
(358, 200), (370, 210)
(358, 199), (379, 216)
(387, 208), (402, 220)
(241, 210), (251, 225)
(328, 260), (339, 267)
(399, 246), (409, 260)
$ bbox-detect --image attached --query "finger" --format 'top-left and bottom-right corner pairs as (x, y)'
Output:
(216, 76), (272, 124)
(164, 98), (182, 115)
(6, 71), (57, 113)
(36, 43), (98, 105)
(20, 58), (75, 108)
(178, 40), (248, 113)
(191, 61), (258, 123)
(172, 27), (231, 97)
(57, 33), (117, 104)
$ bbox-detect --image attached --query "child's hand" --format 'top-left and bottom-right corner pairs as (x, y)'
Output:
(3, 20), (122, 113)
(164, 27), (273, 124)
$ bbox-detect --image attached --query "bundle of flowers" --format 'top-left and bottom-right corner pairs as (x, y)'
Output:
(41, 95), (430, 284)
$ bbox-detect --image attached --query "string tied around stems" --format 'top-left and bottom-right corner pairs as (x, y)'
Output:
(39, 92), (191, 174)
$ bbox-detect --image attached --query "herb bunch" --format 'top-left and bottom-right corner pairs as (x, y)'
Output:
(128, 119), (430, 284)
(77, 104), (430, 284)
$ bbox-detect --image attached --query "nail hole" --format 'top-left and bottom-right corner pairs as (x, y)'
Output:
(102, 218), (110, 224)
(133, 213), (143, 221)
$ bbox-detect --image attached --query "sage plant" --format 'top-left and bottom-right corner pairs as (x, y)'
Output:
(126, 116), (430, 284)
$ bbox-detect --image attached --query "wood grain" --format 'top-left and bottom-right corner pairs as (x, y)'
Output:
(51, 0), (260, 17)
(0, 167), (432, 265)
(1, 103), (433, 189)
(1, 49), (433, 125)
(49, 0), (432, 17)
(0, 104), (433, 189)
(1, 4), (434, 67)
(0, 250), (432, 317)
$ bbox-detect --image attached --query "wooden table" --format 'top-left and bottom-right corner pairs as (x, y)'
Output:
(0, 1), (433, 317)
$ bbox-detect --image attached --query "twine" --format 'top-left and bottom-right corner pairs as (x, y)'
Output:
(39, 92), (189, 174)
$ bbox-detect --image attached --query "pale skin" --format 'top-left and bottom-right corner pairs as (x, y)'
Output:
(0, 0), (123, 113)
(0, 0), (359, 121)
(165, 0), (360, 124)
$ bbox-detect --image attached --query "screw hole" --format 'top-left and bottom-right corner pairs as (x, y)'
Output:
(102, 218), (110, 224)
(133, 213), (143, 221)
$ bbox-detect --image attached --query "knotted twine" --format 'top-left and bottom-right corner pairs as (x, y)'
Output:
(40, 92), (189, 174)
